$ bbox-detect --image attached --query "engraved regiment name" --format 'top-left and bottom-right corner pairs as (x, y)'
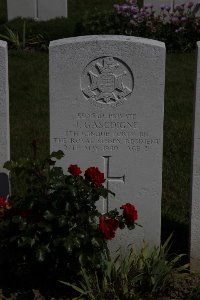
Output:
(53, 112), (160, 154)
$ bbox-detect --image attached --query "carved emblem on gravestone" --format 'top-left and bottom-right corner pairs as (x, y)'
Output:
(81, 56), (134, 106)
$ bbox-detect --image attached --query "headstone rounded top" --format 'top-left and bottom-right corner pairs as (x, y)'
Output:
(50, 35), (165, 49)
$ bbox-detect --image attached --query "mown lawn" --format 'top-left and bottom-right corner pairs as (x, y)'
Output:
(0, 0), (196, 237)
(0, 0), (6, 24)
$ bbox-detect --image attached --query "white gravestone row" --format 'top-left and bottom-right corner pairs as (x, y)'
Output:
(50, 35), (166, 250)
(143, 0), (200, 13)
(2, 32), (200, 269)
(190, 42), (200, 272)
(7, 0), (68, 21)
(143, 0), (173, 10)
(0, 41), (9, 197)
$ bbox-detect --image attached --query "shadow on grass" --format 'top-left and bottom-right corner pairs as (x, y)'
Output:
(162, 214), (189, 262)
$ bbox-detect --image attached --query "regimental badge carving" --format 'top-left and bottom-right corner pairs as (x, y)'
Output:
(81, 56), (134, 107)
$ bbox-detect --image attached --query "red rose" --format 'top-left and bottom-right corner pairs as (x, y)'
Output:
(68, 164), (82, 176)
(84, 167), (105, 187)
(120, 203), (138, 224)
(0, 196), (7, 208)
(34, 168), (43, 178)
(0, 196), (11, 209)
(99, 215), (119, 240)
(20, 210), (29, 218)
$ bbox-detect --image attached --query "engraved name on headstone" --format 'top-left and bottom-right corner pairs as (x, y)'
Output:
(190, 41), (200, 271)
(0, 41), (10, 197)
(50, 35), (165, 249)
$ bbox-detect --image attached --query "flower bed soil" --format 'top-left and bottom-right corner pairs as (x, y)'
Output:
(0, 273), (200, 300)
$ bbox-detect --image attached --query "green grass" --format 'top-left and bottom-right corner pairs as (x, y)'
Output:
(0, 0), (6, 24)
(162, 52), (195, 223)
(0, 0), (195, 235)
(9, 50), (49, 160)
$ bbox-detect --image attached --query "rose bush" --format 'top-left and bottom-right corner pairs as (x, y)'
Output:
(80, 0), (200, 51)
(113, 0), (200, 51)
(0, 144), (139, 289)
(0, 196), (12, 218)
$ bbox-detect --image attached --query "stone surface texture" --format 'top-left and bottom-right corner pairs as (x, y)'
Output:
(7, 0), (37, 20)
(38, 0), (68, 20)
(190, 41), (200, 271)
(0, 41), (9, 196)
(50, 35), (165, 250)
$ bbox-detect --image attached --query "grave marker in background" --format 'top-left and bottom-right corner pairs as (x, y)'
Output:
(190, 41), (200, 271)
(7, 0), (37, 21)
(38, 0), (68, 20)
(0, 41), (9, 197)
(143, 0), (200, 14)
(7, 0), (68, 21)
(50, 35), (165, 250)
(143, 0), (172, 11)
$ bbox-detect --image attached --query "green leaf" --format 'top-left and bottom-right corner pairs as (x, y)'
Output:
(107, 189), (115, 196)
(36, 245), (49, 261)
(127, 223), (135, 230)
(68, 185), (78, 198)
(37, 222), (52, 232)
(63, 239), (73, 253)
(12, 215), (21, 223)
(50, 150), (64, 160)
(30, 238), (36, 247)
(74, 237), (81, 248)
(58, 215), (67, 227)
(43, 210), (55, 221)
(79, 254), (87, 266)
(3, 160), (18, 170)
(36, 248), (45, 261)
(91, 237), (100, 248)
(59, 281), (87, 295)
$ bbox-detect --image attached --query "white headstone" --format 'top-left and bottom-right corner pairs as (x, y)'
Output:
(7, 0), (37, 20)
(7, 0), (67, 20)
(0, 41), (10, 197)
(190, 41), (200, 271)
(50, 35), (165, 249)
(143, 0), (173, 12)
(38, 0), (68, 20)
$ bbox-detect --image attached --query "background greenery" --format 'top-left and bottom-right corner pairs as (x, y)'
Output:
(0, 0), (194, 252)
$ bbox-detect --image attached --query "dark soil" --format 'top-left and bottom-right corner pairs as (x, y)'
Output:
(0, 273), (200, 300)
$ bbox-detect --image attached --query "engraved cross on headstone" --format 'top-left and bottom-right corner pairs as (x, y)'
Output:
(102, 156), (125, 213)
